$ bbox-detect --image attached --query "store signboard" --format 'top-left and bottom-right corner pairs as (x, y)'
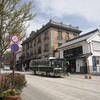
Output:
(64, 46), (83, 58)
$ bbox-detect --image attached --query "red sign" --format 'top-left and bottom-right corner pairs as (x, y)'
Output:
(10, 34), (20, 43)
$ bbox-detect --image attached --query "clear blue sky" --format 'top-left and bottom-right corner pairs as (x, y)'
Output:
(24, 0), (100, 36)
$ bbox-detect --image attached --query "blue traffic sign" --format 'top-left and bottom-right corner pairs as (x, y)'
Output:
(10, 44), (19, 52)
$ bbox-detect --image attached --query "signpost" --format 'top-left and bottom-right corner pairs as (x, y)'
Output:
(10, 34), (20, 78)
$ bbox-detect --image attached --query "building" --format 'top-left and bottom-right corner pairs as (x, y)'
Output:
(21, 20), (81, 68)
(15, 47), (22, 62)
(15, 47), (22, 70)
(58, 29), (100, 74)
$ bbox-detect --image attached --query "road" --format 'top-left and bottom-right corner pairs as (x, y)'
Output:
(1, 70), (100, 100)
(21, 72), (100, 100)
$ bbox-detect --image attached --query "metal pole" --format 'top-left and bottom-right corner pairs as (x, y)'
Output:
(13, 52), (15, 75)
(12, 52), (15, 88)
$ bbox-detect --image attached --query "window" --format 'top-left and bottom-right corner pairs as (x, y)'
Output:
(34, 39), (36, 46)
(33, 49), (36, 54)
(38, 35), (41, 43)
(30, 42), (32, 48)
(44, 44), (49, 52)
(26, 43), (29, 49)
(96, 60), (99, 64)
(66, 32), (69, 41)
(58, 43), (62, 47)
(44, 31), (49, 40)
(38, 46), (41, 54)
(57, 31), (62, 40)
(31, 51), (33, 55)
(73, 33), (77, 38)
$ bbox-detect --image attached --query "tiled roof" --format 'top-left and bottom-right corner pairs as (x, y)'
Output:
(59, 29), (99, 48)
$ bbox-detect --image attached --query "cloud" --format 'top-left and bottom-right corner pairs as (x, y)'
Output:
(25, 0), (100, 36)
(36, 0), (100, 23)
(26, 16), (49, 37)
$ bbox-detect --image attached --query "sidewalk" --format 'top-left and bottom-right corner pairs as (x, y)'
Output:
(67, 74), (100, 81)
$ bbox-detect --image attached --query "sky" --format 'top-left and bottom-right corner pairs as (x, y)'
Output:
(25, 0), (100, 36)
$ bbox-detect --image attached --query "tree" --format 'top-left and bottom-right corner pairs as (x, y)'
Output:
(3, 51), (13, 64)
(0, 0), (35, 69)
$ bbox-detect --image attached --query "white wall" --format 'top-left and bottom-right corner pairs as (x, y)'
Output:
(16, 51), (22, 61)
(87, 34), (100, 73)
(88, 34), (100, 55)
(59, 50), (63, 58)
(87, 56), (93, 73)
(76, 59), (85, 72)
(91, 34), (100, 42)
(81, 41), (90, 54)
(55, 52), (60, 58)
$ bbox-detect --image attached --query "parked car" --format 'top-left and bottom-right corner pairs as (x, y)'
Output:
(3, 65), (10, 70)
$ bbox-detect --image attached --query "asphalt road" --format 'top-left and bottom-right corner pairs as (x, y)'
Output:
(21, 72), (100, 100)
(1, 70), (100, 100)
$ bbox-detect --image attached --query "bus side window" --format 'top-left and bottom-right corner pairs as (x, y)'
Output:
(50, 61), (54, 67)
(52, 61), (54, 66)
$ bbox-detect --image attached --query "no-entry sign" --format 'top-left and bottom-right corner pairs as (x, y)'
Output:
(10, 44), (19, 52)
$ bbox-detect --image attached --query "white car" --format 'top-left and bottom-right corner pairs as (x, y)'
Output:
(3, 65), (10, 70)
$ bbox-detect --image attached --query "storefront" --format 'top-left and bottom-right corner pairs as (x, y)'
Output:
(63, 46), (88, 73)
(58, 29), (100, 74)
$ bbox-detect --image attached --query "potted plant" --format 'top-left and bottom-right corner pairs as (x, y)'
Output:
(7, 73), (27, 92)
(0, 88), (3, 100)
(2, 89), (20, 100)
(0, 73), (27, 100)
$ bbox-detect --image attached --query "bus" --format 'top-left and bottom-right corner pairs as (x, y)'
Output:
(29, 57), (68, 77)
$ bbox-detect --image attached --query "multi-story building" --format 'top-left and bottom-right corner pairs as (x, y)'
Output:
(21, 20), (81, 68)
(15, 47), (22, 70)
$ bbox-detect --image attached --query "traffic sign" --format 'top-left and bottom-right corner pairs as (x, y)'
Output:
(10, 44), (19, 52)
(10, 34), (20, 43)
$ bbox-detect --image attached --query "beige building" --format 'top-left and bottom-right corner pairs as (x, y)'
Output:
(21, 20), (81, 68)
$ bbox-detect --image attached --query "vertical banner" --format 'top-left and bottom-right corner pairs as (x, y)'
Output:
(92, 56), (97, 71)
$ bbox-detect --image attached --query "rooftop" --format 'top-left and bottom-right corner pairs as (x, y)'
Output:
(59, 28), (99, 49)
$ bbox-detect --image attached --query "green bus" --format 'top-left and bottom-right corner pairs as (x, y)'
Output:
(29, 57), (68, 77)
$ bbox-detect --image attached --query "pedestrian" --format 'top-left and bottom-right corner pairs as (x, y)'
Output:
(22, 65), (25, 72)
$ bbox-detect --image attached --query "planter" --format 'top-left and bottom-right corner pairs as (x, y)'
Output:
(0, 97), (3, 100)
(4, 95), (20, 100)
